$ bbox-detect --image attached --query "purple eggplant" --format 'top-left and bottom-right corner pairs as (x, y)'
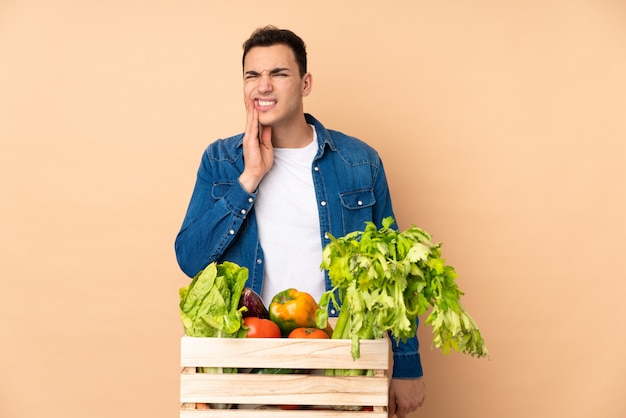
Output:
(238, 287), (270, 319)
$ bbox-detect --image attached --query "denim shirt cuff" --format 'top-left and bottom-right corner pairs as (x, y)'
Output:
(392, 351), (424, 378)
(223, 180), (256, 216)
(390, 328), (423, 379)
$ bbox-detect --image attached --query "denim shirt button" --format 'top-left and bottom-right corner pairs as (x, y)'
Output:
(241, 209), (247, 215)
(248, 197), (254, 203)
(357, 200), (363, 206)
(330, 309), (336, 315)
(256, 259), (262, 264)
(229, 229), (235, 235)
(320, 201), (326, 206)
(314, 166), (319, 171)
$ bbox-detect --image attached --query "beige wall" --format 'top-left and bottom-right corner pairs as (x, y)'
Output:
(1, 1), (625, 417)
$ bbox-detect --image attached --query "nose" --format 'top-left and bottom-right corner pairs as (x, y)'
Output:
(257, 72), (273, 93)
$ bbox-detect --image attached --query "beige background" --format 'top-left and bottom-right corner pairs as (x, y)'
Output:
(1, 1), (625, 417)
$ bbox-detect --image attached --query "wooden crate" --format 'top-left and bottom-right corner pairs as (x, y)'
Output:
(180, 331), (390, 417)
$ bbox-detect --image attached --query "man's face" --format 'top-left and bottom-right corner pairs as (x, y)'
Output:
(243, 44), (311, 128)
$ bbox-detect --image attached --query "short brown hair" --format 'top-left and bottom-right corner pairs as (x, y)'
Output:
(242, 26), (307, 77)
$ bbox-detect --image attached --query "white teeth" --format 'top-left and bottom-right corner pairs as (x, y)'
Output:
(257, 100), (275, 106)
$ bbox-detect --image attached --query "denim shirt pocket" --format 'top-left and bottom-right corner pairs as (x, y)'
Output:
(339, 189), (376, 209)
(338, 189), (376, 231)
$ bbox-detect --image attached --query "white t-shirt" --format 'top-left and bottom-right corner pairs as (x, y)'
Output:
(256, 126), (326, 308)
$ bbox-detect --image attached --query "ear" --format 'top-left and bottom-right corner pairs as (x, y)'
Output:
(301, 73), (313, 97)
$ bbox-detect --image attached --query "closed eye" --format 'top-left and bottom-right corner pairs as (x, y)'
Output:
(270, 68), (291, 77)
(244, 68), (292, 79)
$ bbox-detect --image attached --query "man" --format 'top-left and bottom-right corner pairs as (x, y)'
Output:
(175, 26), (425, 417)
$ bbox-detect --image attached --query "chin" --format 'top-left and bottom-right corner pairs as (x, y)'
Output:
(258, 115), (278, 127)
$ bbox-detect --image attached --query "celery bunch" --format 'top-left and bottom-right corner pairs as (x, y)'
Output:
(316, 217), (489, 363)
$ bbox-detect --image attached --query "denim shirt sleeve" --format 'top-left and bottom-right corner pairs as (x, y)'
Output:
(174, 141), (256, 277)
(390, 323), (424, 378)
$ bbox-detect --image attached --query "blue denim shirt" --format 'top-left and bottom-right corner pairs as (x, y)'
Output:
(175, 113), (423, 378)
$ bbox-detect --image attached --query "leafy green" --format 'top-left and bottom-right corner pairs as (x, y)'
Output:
(316, 217), (488, 363)
(179, 261), (249, 338)
(179, 260), (249, 396)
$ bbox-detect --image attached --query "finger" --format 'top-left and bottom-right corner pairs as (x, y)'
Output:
(244, 96), (255, 117)
(259, 124), (272, 147)
(243, 97), (258, 142)
(394, 404), (409, 418)
(387, 394), (396, 418)
(387, 402), (396, 418)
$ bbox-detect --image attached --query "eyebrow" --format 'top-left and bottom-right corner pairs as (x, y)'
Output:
(244, 67), (291, 76)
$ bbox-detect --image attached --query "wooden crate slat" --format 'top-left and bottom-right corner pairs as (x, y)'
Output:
(180, 336), (389, 370)
(180, 373), (388, 406)
(180, 408), (388, 417)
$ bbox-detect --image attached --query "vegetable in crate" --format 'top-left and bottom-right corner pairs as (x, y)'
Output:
(178, 261), (249, 410)
(238, 287), (270, 319)
(288, 327), (329, 339)
(269, 288), (332, 337)
(243, 317), (281, 338)
(316, 217), (489, 364)
(179, 261), (248, 339)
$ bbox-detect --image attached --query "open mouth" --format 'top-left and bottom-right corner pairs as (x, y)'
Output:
(255, 99), (276, 109)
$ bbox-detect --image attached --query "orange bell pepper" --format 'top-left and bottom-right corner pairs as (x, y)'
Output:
(269, 288), (332, 337)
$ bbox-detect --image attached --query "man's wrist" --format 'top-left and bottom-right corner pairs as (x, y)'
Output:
(238, 172), (261, 193)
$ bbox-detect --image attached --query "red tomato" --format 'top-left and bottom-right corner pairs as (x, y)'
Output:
(287, 327), (330, 339)
(243, 317), (281, 338)
(277, 404), (302, 410)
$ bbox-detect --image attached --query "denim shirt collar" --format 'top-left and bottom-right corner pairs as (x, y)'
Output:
(233, 113), (336, 153)
(305, 113), (337, 154)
